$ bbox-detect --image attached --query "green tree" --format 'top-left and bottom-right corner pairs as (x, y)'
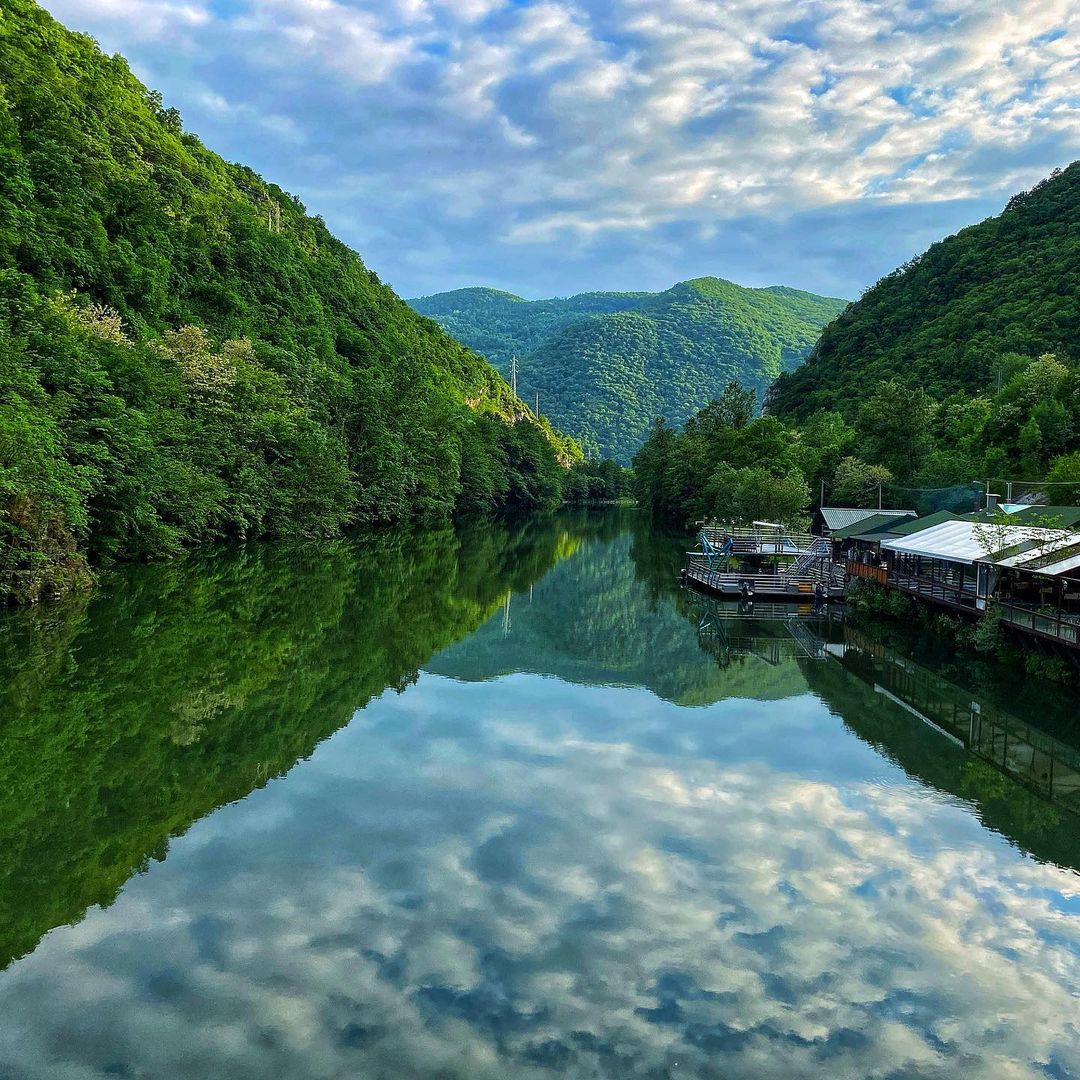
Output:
(1046, 450), (1080, 504)
(831, 457), (894, 509)
(857, 381), (934, 480)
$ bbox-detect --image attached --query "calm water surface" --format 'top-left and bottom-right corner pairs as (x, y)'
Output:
(1, 510), (1079, 1079)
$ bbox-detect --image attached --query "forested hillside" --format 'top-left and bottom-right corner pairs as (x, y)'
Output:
(0, 0), (579, 604)
(409, 287), (648, 371)
(768, 163), (1080, 421)
(636, 165), (1080, 536)
(412, 279), (847, 462)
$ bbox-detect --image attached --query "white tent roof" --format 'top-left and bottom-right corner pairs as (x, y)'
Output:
(1031, 550), (1080, 578)
(882, 520), (1069, 566)
(991, 535), (1080, 569)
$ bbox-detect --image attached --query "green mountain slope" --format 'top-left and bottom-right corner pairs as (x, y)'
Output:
(409, 287), (649, 370)
(768, 162), (1080, 421)
(0, 0), (578, 603)
(411, 280), (847, 462)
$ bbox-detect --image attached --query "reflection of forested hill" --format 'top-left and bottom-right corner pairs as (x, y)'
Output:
(801, 655), (1080, 875)
(0, 519), (574, 969)
(427, 521), (810, 705)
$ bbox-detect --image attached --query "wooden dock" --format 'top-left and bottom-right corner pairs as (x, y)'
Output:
(683, 562), (840, 601)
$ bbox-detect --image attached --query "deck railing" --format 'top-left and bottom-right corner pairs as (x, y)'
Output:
(880, 570), (1080, 649)
(997, 602), (1080, 647)
(700, 525), (818, 555)
(886, 570), (979, 610)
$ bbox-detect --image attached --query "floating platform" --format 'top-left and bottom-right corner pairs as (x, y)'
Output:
(683, 562), (841, 602)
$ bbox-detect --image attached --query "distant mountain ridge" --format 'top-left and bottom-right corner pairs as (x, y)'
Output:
(411, 279), (848, 462)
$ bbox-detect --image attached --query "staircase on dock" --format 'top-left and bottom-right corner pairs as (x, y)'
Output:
(784, 537), (833, 577)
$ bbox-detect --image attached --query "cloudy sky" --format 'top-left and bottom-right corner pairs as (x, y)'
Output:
(41, 0), (1080, 300)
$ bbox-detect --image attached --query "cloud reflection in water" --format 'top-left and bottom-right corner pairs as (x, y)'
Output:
(1, 675), (1079, 1080)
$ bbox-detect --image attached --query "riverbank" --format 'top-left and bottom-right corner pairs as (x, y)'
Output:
(846, 576), (1079, 687)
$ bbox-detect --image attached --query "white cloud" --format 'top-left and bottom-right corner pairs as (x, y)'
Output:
(36, 0), (1080, 296)
(45, 0), (209, 40)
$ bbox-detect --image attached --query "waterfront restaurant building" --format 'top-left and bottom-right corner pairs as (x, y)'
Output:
(880, 518), (1080, 647)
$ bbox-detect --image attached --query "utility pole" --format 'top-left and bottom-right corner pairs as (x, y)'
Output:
(509, 356), (518, 397)
(877, 482), (882, 510)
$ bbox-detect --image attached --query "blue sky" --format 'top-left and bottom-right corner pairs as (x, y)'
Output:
(42, 0), (1080, 301)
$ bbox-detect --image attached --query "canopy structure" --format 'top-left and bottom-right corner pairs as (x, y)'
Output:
(885, 520), (1071, 565)
(1028, 551), (1080, 578)
(882, 520), (1073, 567)
(989, 537), (1080, 575)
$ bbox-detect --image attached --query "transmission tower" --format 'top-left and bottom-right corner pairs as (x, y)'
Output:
(509, 356), (518, 396)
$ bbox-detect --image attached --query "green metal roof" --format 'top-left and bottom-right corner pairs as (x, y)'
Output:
(820, 507), (916, 532)
(887, 509), (963, 537)
(834, 513), (919, 540)
(1007, 505), (1080, 528)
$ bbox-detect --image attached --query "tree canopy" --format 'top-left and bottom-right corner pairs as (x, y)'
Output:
(0, 0), (580, 602)
(412, 279), (847, 462)
(768, 163), (1080, 422)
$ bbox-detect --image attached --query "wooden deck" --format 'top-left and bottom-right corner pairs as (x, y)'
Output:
(888, 571), (980, 612)
(845, 560), (887, 586)
(855, 564), (1080, 654)
(684, 562), (838, 601)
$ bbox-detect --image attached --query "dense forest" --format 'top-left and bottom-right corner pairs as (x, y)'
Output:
(0, 0), (580, 604)
(633, 383), (818, 526)
(768, 163), (1080, 422)
(639, 164), (1080, 526)
(411, 279), (847, 462)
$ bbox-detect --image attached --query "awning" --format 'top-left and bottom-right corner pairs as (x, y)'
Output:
(882, 520), (1072, 566)
(1005, 549), (1080, 578)
(991, 536), (1080, 570)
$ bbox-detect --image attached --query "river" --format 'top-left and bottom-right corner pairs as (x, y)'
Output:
(0, 509), (1078, 1079)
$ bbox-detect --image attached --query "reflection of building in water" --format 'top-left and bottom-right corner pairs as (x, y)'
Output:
(686, 599), (1080, 817)
(688, 593), (836, 665)
(836, 627), (1080, 814)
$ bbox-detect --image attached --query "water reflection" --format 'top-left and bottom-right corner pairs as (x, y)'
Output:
(0, 517), (578, 969)
(0, 510), (1078, 1079)
(833, 626), (1080, 816)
